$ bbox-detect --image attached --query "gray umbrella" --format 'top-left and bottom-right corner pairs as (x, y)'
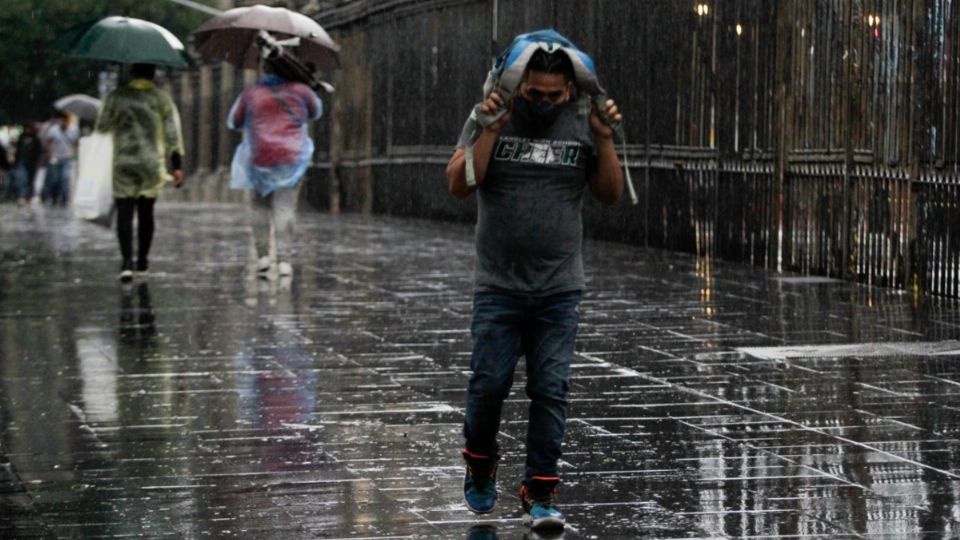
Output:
(192, 5), (340, 70)
(54, 94), (103, 121)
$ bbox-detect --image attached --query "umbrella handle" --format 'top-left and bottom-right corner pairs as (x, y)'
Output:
(255, 30), (300, 59)
(254, 30), (335, 95)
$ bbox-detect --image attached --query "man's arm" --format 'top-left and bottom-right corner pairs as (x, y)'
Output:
(446, 91), (510, 199)
(588, 98), (624, 206)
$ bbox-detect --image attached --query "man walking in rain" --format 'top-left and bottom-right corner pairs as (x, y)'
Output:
(446, 36), (624, 530)
(41, 110), (79, 206)
(227, 58), (322, 279)
(96, 62), (185, 282)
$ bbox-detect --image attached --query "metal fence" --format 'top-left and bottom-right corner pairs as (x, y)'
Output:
(174, 0), (960, 298)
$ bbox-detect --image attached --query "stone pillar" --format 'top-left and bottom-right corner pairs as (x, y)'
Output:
(179, 72), (195, 176)
(197, 65), (213, 178)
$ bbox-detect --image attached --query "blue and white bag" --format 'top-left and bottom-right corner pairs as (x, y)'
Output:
(478, 29), (602, 123)
(465, 28), (636, 204)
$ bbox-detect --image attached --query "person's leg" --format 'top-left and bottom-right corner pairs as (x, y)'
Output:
(519, 290), (581, 528)
(25, 168), (35, 200)
(50, 162), (67, 205)
(522, 290), (581, 481)
(59, 160), (72, 205)
(250, 191), (273, 271)
(42, 163), (58, 204)
(464, 292), (526, 456)
(271, 183), (301, 267)
(462, 291), (525, 513)
(2, 169), (15, 201)
(135, 197), (156, 271)
(115, 198), (136, 279)
(12, 165), (27, 201)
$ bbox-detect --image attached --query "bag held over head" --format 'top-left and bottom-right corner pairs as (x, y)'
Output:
(464, 29), (636, 203)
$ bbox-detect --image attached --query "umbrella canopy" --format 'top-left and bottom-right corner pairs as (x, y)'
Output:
(54, 94), (102, 121)
(192, 5), (340, 70)
(65, 16), (191, 68)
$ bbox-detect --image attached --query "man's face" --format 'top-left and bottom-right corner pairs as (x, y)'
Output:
(519, 71), (571, 105)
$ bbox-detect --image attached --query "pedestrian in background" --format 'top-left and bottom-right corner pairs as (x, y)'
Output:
(0, 136), (11, 201)
(11, 124), (44, 205)
(96, 62), (184, 282)
(41, 110), (78, 206)
(227, 58), (322, 279)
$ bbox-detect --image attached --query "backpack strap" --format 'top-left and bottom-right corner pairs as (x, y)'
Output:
(465, 113), (479, 187)
(464, 100), (508, 187)
(594, 94), (638, 205)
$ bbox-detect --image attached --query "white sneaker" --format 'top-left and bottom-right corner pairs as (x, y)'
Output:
(277, 261), (293, 276)
(256, 256), (273, 274)
(120, 260), (134, 282)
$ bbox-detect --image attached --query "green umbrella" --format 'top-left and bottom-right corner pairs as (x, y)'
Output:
(64, 16), (191, 68)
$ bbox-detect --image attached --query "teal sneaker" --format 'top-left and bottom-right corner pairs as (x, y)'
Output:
(462, 449), (499, 514)
(520, 477), (565, 530)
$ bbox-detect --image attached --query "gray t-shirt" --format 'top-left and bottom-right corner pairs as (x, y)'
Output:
(457, 103), (595, 295)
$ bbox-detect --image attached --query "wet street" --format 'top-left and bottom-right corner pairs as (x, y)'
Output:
(1, 203), (960, 539)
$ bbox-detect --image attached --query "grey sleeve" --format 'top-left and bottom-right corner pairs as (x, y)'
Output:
(455, 112), (478, 149)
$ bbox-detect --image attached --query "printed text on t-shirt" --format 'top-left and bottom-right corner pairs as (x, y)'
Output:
(493, 136), (584, 167)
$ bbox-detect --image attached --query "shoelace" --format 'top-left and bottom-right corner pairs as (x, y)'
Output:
(468, 461), (497, 487)
(522, 486), (557, 508)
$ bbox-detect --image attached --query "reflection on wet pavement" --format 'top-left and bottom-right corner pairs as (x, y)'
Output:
(1, 203), (959, 538)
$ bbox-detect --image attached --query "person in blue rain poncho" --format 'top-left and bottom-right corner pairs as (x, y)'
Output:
(227, 59), (322, 279)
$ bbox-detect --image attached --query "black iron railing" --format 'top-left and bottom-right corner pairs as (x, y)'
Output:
(172, 0), (960, 298)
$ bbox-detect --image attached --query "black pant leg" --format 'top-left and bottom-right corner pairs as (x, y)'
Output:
(115, 198), (136, 263)
(136, 197), (156, 265)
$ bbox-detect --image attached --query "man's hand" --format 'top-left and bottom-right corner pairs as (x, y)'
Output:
(590, 98), (622, 140)
(479, 91), (511, 132)
(172, 169), (184, 189)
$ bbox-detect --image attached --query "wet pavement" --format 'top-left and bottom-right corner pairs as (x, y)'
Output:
(1, 202), (960, 539)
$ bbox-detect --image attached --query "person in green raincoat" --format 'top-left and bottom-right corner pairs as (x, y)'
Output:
(96, 63), (184, 282)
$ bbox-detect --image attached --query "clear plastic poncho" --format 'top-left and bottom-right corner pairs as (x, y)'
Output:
(227, 75), (322, 197)
(95, 79), (184, 199)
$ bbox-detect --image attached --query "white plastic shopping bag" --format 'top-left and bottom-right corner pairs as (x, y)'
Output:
(72, 133), (114, 227)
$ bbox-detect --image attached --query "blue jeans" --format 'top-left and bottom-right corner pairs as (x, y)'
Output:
(13, 164), (36, 199)
(13, 165), (34, 199)
(463, 290), (581, 481)
(43, 160), (71, 205)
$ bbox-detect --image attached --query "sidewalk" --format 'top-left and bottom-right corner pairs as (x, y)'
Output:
(1, 203), (959, 539)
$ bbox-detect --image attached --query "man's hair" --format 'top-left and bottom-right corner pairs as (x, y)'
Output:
(524, 50), (575, 82)
(131, 63), (157, 80)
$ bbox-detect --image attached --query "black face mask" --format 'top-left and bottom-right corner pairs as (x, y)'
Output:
(512, 97), (565, 132)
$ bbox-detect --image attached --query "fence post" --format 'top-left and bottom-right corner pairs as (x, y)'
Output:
(771, 1), (790, 272)
(178, 72), (195, 176)
(840, 0), (855, 280)
(197, 65), (213, 179)
(904, 0), (918, 295)
(643, 3), (651, 248)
